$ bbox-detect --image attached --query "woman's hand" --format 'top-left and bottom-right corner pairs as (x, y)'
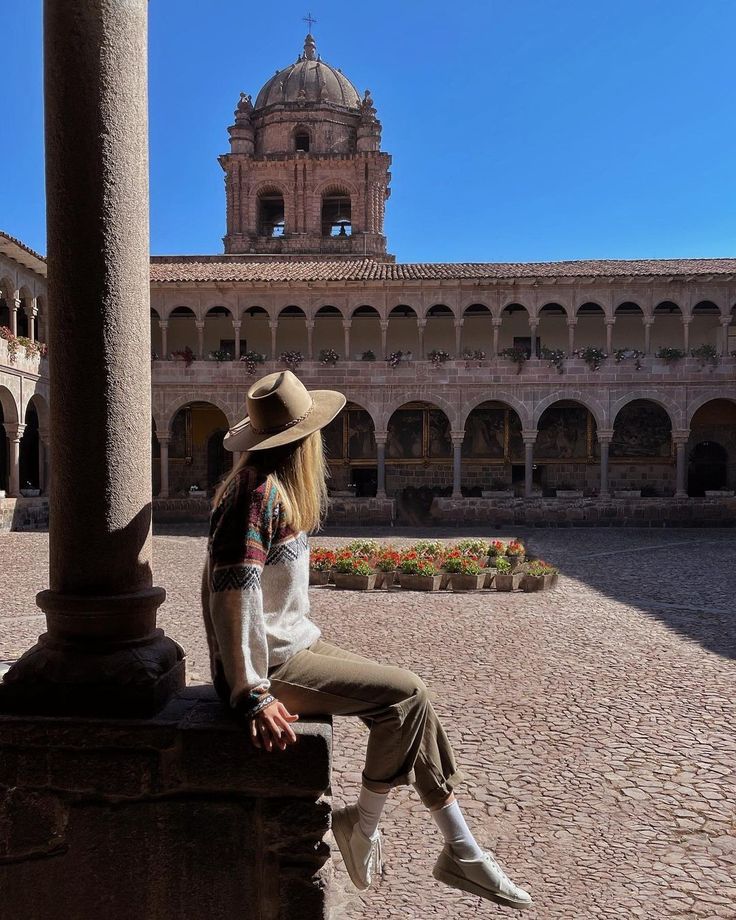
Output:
(250, 699), (299, 752)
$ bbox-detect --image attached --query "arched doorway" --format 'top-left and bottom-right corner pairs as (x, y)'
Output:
(168, 401), (232, 496)
(536, 400), (598, 495)
(19, 402), (39, 491)
(322, 401), (377, 496)
(462, 400), (524, 495)
(688, 442), (728, 496)
(611, 400), (673, 495)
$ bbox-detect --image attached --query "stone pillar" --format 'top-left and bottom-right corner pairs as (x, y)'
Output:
(605, 320), (614, 354)
(682, 319), (690, 353)
(529, 321), (538, 358)
(375, 433), (387, 497)
(674, 432), (689, 498)
(342, 319), (351, 360)
(306, 320), (315, 360)
(721, 319), (731, 357)
(644, 318), (653, 355)
(195, 320), (205, 360)
(10, 298), (20, 336)
(380, 319), (388, 357)
(417, 319), (426, 359)
(158, 434), (170, 498)
(492, 318), (501, 355)
(451, 433), (464, 498)
(159, 320), (168, 358)
(597, 430), (613, 498)
(454, 320), (463, 356)
(522, 430), (537, 498)
(4, 423), (24, 497)
(567, 319), (577, 355)
(232, 319), (242, 359)
(2, 0), (183, 716)
(269, 320), (278, 360)
(29, 302), (37, 343)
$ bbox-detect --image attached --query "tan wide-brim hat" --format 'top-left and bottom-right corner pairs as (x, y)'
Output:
(223, 369), (346, 453)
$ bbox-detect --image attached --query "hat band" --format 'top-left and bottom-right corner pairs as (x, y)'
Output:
(250, 399), (315, 436)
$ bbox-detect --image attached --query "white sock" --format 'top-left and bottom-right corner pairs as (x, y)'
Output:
(430, 800), (484, 860)
(357, 785), (389, 839)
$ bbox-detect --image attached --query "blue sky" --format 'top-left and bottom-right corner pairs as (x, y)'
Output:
(2, 0), (735, 262)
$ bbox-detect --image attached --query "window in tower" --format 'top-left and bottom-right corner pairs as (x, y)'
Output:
(322, 195), (352, 237)
(258, 194), (285, 237)
(295, 131), (311, 153)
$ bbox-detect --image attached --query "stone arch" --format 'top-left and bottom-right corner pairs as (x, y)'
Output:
(161, 394), (235, 436)
(461, 299), (493, 317)
(164, 399), (234, 496)
(319, 182), (354, 238)
(322, 398), (379, 496)
(349, 305), (381, 359)
(459, 393), (531, 430)
(254, 182), (287, 237)
(163, 302), (199, 322)
(0, 384), (19, 425)
(25, 391), (49, 431)
(380, 392), (458, 431)
(459, 303), (494, 355)
(575, 302), (607, 348)
(0, 275), (15, 303)
(498, 302), (532, 353)
(292, 124), (311, 153)
(276, 304), (307, 355)
(312, 304), (344, 356)
(533, 391), (606, 430)
(612, 301), (646, 350)
(423, 304), (456, 355)
(610, 392), (681, 429)
(386, 304), (419, 355)
(537, 303), (568, 351)
(686, 393), (736, 428)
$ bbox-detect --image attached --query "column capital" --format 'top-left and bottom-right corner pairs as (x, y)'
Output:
(681, 317), (692, 326)
(566, 318), (578, 327)
(521, 429), (537, 445)
(268, 319), (278, 330)
(157, 433), (171, 445)
(11, 297), (21, 312)
(341, 319), (352, 329)
(491, 317), (503, 327)
(4, 422), (26, 440)
(194, 320), (205, 330)
(642, 316), (655, 326)
(232, 319), (242, 329)
(305, 320), (315, 330)
(604, 318), (615, 327)
(672, 430), (690, 445)
(720, 317), (731, 326)
(453, 319), (464, 328)
(379, 319), (389, 330)
(416, 318), (427, 329)
(158, 319), (168, 329)
(597, 429), (614, 444)
(450, 431), (466, 445)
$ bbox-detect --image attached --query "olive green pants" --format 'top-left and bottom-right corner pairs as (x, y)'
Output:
(267, 638), (464, 809)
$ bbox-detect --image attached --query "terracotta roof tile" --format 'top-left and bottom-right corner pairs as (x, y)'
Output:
(149, 257), (736, 284)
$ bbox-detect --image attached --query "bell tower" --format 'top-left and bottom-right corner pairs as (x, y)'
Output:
(219, 34), (393, 260)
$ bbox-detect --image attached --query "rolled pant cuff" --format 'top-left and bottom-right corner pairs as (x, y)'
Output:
(416, 768), (466, 810)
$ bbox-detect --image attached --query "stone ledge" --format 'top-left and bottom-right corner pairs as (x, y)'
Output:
(0, 496), (49, 532)
(0, 686), (333, 920)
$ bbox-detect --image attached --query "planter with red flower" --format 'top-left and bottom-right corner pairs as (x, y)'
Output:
(521, 560), (559, 592)
(493, 556), (523, 591)
(443, 553), (486, 592)
(332, 552), (377, 591)
(309, 547), (336, 585)
(397, 552), (442, 592)
(373, 546), (401, 588)
(505, 539), (526, 570)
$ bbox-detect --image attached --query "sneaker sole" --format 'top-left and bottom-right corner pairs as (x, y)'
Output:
(331, 810), (371, 891)
(432, 864), (533, 910)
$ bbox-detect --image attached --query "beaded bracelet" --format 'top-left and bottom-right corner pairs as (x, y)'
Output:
(239, 693), (276, 720)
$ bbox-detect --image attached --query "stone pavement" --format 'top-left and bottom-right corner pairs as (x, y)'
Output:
(2, 527), (735, 919)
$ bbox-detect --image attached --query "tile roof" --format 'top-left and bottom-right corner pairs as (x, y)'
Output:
(149, 257), (736, 284)
(0, 230), (47, 276)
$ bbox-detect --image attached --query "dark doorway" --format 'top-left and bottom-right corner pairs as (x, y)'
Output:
(19, 404), (39, 489)
(351, 467), (377, 497)
(688, 441), (728, 496)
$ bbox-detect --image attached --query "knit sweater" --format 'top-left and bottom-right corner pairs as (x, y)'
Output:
(203, 465), (321, 711)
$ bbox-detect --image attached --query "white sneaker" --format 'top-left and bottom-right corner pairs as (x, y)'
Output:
(331, 804), (384, 891)
(433, 845), (533, 909)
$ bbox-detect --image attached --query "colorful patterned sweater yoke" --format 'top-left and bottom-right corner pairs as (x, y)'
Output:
(203, 466), (320, 713)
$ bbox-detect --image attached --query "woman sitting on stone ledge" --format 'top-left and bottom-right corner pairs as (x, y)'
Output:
(200, 369), (533, 911)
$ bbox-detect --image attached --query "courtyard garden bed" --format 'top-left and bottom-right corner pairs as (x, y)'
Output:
(308, 538), (559, 593)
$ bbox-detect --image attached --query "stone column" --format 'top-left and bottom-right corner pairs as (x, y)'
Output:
(417, 319), (426, 359)
(4, 423), (24, 497)
(529, 321), (538, 358)
(29, 302), (37, 343)
(195, 320), (205, 360)
(10, 298), (20, 336)
(643, 318), (653, 355)
(673, 432), (689, 498)
(451, 433), (464, 498)
(2, 0), (183, 716)
(158, 434), (170, 498)
(269, 320), (278, 360)
(721, 318), (731, 357)
(522, 430), (537, 498)
(492, 318), (501, 355)
(605, 320), (614, 354)
(375, 433), (387, 498)
(567, 319), (577, 355)
(232, 319), (242, 359)
(342, 319), (351, 360)
(682, 319), (690, 353)
(159, 320), (168, 358)
(380, 319), (388, 357)
(454, 320), (463, 356)
(306, 320), (315, 360)
(597, 430), (613, 498)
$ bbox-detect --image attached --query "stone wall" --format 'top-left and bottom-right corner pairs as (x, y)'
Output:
(0, 497), (49, 532)
(324, 495), (395, 525)
(431, 496), (736, 527)
(153, 497), (211, 523)
(0, 687), (333, 920)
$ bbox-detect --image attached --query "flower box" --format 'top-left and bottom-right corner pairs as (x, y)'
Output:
(494, 573), (523, 592)
(398, 573), (442, 592)
(482, 568), (496, 588)
(373, 570), (397, 589)
(332, 572), (376, 591)
(521, 573), (555, 592)
(507, 555), (525, 571)
(481, 490), (514, 499)
(449, 573), (486, 592)
(614, 490), (641, 498)
(555, 490), (583, 499)
(309, 569), (331, 586)
(705, 490), (734, 497)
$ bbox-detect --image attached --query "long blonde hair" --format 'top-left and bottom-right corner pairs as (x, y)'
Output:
(212, 429), (329, 533)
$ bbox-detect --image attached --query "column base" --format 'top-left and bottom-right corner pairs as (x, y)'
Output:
(0, 629), (185, 718)
(675, 491), (689, 499)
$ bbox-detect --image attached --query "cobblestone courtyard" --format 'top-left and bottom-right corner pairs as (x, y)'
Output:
(2, 527), (735, 919)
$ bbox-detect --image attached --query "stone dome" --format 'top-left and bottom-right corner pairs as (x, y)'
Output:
(254, 34), (361, 112)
